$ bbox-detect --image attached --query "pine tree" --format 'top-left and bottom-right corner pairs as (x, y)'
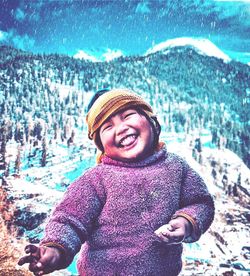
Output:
(67, 129), (75, 147)
(14, 145), (21, 175)
(63, 118), (71, 140)
(0, 121), (7, 170)
(53, 122), (58, 140)
(6, 120), (13, 140)
(14, 122), (23, 143)
(34, 120), (43, 141)
(24, 120), (33, 144)
(0, 120), (12, 170)
(4, 160), (10, 178)
(41, 134), (47, 167)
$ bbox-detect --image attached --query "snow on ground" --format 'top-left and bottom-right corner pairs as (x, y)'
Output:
(2, 130), (250, 275)
(46, 79), (83, 102)
(145, 37), (231, 62)
(73, 50), (100, 62)
(73, 48), (124, 62)
(167, 135), (250, 275)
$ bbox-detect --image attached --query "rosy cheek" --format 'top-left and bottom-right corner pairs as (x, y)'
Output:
(101, 133), (113, 147)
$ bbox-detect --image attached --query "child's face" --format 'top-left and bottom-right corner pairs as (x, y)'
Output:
(99, 108), (155, 162)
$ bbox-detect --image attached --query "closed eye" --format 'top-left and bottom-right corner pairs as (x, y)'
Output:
(124, 112), (136, 118)
(101, 124), (112, 132)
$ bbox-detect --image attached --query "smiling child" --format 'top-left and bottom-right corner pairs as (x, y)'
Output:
(18, 88), (214, 276)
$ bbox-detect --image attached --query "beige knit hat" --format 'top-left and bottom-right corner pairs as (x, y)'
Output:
(86, 88), (155, 149)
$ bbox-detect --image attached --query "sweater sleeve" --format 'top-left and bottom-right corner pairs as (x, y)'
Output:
(40, 168), (104, 267)
(172, 157), (215, 243)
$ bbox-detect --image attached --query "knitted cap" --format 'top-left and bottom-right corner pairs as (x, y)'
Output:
(86, 88), (155, 145)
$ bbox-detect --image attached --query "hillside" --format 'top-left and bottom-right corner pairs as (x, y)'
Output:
(0, 44), (249, 172)
(0, 44), (249, 275)
(1, 132), (250, 275)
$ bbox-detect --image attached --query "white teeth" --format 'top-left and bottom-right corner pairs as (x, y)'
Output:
(120, 135), (136, 147)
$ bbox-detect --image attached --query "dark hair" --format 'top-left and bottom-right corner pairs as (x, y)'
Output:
(87, 88), (111, 112)
(136, 108), (161, 149)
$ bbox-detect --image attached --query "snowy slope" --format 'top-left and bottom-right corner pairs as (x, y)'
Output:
(73, 50), (99, 62)
(73, 48), (123, 62)
(145, 37), (231, 63)
(3, 129), (250, 275)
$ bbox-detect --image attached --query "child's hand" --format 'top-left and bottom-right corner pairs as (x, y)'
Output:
(154, 217), (192, 244)
(18, 244), (63, 275)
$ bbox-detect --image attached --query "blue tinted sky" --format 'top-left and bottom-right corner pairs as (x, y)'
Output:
(0, 0), (250, 63)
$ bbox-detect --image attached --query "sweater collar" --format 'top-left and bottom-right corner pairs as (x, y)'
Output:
(101, 146), (167, 168)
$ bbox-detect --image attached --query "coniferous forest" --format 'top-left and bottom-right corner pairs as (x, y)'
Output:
(0, 44), (250, 275)
(0, 44), (249, 175)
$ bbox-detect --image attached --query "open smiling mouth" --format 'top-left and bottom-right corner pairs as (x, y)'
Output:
(118, 134), (137, 148)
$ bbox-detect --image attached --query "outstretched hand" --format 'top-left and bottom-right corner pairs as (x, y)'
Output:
(154, 217), (192, 244)
(18, 244), (63, 275)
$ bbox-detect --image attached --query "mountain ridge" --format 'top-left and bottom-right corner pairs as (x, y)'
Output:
(145, 37), (231, 62)
(0, 43), (249, 275)
(0, 44), (249, 168)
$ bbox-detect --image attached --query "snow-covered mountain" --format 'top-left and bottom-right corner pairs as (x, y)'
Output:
(74, 37), (230, 63)
(73, 50), (100, 62)
(73, 48), (124, 62)
(0, 44), (249, 275)
(145, 37), (231, 63)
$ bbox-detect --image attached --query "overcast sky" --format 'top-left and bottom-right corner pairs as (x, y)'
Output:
(0, 0), (250, 63)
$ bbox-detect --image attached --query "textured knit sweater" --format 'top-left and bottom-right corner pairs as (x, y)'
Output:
(41, 148), (215, 276)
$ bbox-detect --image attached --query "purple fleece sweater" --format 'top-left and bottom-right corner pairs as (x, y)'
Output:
(41, 148), (214, 276)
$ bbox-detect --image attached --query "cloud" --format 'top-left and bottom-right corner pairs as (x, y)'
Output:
(216, 1), (249, 26)
(13, 0), (44, 23)
(223, 48), (250, 63)
(215, 0), (250, 2)
(0, 30), (7, 41)
(14, 8), (26, 22)
(212, 0), (250, 21)
(0, 29), (35, 51)
(135, 1), (151, 14)
(153, 0), (250, 42)
(149, 0), (250, 25)
(12, 33), (35, 50)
